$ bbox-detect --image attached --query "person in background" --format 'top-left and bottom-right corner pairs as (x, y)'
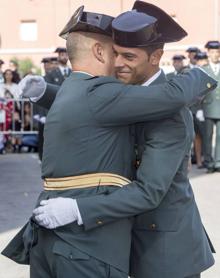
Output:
(186, 46), (201, 68)
(35, 57), (53, 161)
(9, 60), (21, 84)
(41, 57), (52, 75)
(166, 54), (186, 79)
(0, 59), (4, 84)
(189, 52), (208, 168)
(202, 40), (220, 173)
(195, 52), (208, 67)
(0, 69), (20, 99)
(44, 47), (71, 85)
(50, 57), (59, 70)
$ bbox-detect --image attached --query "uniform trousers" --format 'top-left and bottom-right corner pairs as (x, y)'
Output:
(204, 118), (220, 168)
(30, 227), (127, 278)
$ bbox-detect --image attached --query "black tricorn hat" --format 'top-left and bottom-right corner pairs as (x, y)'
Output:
(186, 47), (200, 53)
(50, 57), (58, 62)
(55, 47), (67, 53)
(112, 1), (187, 47)
(194, 52), (208, 60)
(205, 40), (220, 49)
(172, 54), (186, 60)
(41, 57), (51, 63)
(59, 6), (114, 40)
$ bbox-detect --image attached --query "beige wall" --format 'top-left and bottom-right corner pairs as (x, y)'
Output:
(0, 0), (219, 70)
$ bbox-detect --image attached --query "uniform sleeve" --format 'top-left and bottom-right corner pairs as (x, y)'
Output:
(87, 68), (217, 125)
(77, 113), (189, 230)
(36, 83), (60, 110)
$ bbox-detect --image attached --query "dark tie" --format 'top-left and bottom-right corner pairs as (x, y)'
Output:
(63, 68), (68, 78)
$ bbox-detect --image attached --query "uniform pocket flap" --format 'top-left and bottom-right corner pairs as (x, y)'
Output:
(134, 209), (182, 232)
(53, 241), (90, 260)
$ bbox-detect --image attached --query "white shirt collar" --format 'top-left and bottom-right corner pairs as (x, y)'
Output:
(142, 69), (162, 86)
(209, 61), (220, 74)
(59, 65), (70, 75)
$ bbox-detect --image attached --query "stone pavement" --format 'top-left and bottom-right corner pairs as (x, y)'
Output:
(0, 154), (219, 278)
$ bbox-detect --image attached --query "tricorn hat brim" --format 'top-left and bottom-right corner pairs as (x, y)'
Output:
(59, 6), (114, 39)
(132, 1), (187, 44)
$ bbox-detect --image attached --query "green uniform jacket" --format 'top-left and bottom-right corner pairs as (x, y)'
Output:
(131, 72), (214, 277)
(44, 67), (71, 86)
(202, 64), (220, 119)
(76, 72), (214, 277)
(2, 69), (216, 274)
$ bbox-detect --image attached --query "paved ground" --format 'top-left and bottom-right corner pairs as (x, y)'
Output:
(0, 154), (219, 278)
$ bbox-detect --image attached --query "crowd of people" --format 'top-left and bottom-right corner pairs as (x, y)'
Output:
(167, 41), (220, 173)
(0, 60), (38, 154)
(0, 40), (220, 174)
(0, 47), (71, 156)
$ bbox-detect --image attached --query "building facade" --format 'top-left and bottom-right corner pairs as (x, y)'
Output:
(0, 0), (219, 71)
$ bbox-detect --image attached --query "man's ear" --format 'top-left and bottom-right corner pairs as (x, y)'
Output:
(92, 42), (105, 63)
(150, 49), (164, 66)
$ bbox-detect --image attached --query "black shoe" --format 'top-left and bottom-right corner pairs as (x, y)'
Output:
(206, 167), (215, 174)
(215, 168), (220, 172)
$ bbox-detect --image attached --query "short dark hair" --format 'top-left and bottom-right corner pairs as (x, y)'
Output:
(142, 43), (165, 56)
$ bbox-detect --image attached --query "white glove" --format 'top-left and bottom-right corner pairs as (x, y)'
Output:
(196, 110), (205, 122)
(33, 197), (82, 229)
(18, 75), (46, 99)
(40, 116), (46, 124)
(33, 114), (40, 121)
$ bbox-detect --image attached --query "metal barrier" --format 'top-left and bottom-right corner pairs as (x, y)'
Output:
(0, 98), (38, 135)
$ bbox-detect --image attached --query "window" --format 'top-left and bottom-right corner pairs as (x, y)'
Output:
(20, 20), (38, 41)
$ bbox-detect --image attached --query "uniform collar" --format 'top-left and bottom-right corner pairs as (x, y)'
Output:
(71, 71), (95, 80)
(142, 69), (162, 86)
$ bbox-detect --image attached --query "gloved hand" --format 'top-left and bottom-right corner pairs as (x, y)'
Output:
(33, 197), (80, 229)
(196, 109), (205, 122)
(18, 75), (46, 99)
(40, 116), (46, 124)
(33, 114), (40, 121)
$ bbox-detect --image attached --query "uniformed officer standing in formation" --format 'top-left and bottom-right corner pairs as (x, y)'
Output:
(195, 51), (208, 67)
(189, 52), (208, 168)
(202, 40), (220, 172)
(2, 2), (217, 278)
(186, 46), (201, 68)
(44, 47), (71, 85)
(166, 54), (186, 80)
(34, 57), (55, 161)
(36, 54), (67, 161)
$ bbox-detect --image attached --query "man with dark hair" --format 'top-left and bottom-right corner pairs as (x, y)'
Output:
(166, 54), (187, 80)
(186, 46), (201, 68)
(3, 3), (216, 278)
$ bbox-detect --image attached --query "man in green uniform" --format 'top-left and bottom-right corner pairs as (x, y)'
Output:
(2, 4), (216, 278)
(166, 54), (187, 80)
(203, 40), (220, 172)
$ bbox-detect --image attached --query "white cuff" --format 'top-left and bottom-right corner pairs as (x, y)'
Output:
(75, 200), (83, 225)
(30, 89), (46, 102)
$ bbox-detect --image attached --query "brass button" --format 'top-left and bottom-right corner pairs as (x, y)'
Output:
(207, 83), (211, 88)
(97, 220), (103, 225)
(150, 223), (156, 230)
